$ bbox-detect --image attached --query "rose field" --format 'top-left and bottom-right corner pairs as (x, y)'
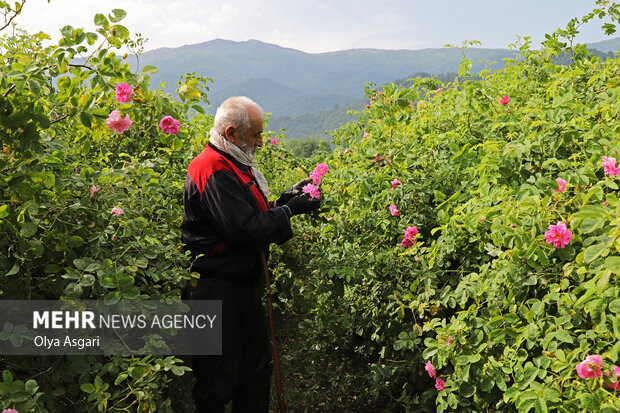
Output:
(1, 2), (620, 412)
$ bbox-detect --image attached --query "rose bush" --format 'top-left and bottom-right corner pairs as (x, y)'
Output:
(0, 7), (210, 412)
(268, 2), (620, 411)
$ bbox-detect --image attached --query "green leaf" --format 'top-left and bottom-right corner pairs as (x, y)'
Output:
(459, 382), (475, 397)
(172, 138), (183, 151)
(57, 76), (71, 91)
(481, 376), (494, 392)
(20, 222), (37, 238)
(67, 235), (84, 248)
(80, 383), (95, 393)
(573, 205), (606, 221)
(143, 65), (158, 75)
(584, 243), (607, 263)
(28, 80), (41, 96)
(25, 379), (38, 394)
(555, 329), (573, 344)
(60, 25), (74, 39)
(535, 398), (548, 413)
(109, 9), (127, 23)
(192, 104), (205, 114)
(110, 24), (129, 40)
(79, 111), (92, 128)
(581, 393), (600, 410)
(0, 204), (9, 219)
(94, 13), (108, 28)
(605, 256), (620, 274)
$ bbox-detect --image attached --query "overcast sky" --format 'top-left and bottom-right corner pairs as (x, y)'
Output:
(13, 0), (617, 53)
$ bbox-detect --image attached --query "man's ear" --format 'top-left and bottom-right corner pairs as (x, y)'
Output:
(224, 125), (237, 142)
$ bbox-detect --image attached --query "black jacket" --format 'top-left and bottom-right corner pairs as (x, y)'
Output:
(180, 144), (293, 280)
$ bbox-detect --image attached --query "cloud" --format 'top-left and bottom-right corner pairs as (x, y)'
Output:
(13, 0), (613, 54)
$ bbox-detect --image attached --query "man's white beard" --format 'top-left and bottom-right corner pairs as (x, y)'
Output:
(236, 136), (256, 160)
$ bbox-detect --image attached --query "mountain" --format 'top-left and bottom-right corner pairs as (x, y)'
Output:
(134, 39), (516, 116)
(131, 38), (619, 139)
(586, 37), (620, 53)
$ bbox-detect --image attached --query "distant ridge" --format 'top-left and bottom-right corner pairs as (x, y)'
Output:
(132, 37), (619, 123)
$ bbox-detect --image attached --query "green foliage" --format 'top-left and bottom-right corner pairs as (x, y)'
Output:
(1, 2), (620, 412)
(270, 3), (620, 411)
(0, 6), (212, 411)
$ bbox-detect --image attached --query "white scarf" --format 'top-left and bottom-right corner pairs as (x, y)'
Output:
(208, 128), (270, 198)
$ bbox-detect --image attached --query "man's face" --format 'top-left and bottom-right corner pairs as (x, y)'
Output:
(228, 106), (264, 158)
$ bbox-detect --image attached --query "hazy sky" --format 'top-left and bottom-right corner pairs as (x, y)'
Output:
(13, 0), (617, 53)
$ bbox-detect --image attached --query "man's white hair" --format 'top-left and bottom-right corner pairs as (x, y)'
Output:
(213, 96), (263, 137)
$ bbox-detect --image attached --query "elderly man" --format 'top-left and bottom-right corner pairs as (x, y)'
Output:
(181, 96), (318, 412)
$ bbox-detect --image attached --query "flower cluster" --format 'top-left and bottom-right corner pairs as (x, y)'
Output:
(389, 204), (399, 216)
(110, 207), (124, 216)
(310, 163), (329, 185)
(391, 179), (401, 190)
(105, 110), (132, 134)
(159, 116), (181, 135)
(425, 361), (445, 391)
(303, 163), (329, 199)
(302, 184), (320, 199)
(575, 355), (620, 390)
(105, 83), (181, 136)
(115, 82), (133, 103)
(401, 226), (418, 248)
(602, 156), (620, 176)
(543, 221), (572, 248)
(554, 178), (567, 193)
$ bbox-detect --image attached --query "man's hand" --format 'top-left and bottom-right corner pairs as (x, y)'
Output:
(274, 178), (313, 206)
(284, 193), (320, 216)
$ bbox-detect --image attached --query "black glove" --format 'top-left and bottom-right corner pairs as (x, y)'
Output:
(275, 178), (314, 206)
(284, 194), (320, 216)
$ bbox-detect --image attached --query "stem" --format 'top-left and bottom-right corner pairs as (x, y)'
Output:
(0, 0), (26, 32)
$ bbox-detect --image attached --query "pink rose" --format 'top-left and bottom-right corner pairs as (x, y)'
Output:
(435, 378), (445, 391)
(401, 238), (414, 248)
(90, 185), (100, 195)
(3, 409), (20, 413)
(302, 184), (320, 199)
(576, 355), (603, 379)
(363, 132), (368, 138)
(389, 204), (400, 216)
(544, 221), (572, 248)
(500, 95), (510, 106)
(309, 171), (321, 185)
(436, 88), (443, 93)
(391, 179), (401, 190)
(607, 366), (620, 390)
(554, 178), (567, 193)
(425, 361), (436, 378)
(373, 155), (386, 163)
(602, 156), (619, 176)
(110, 207), (124, 216)
(314, 163), (329, 177)
(270, 138), (278, 146)
(115, 82), (133, 103)
(105, 110), (132, 134)
(159, 116), (181, 135)
(404, 226), (418, 239)
(447, 336), (453, 345)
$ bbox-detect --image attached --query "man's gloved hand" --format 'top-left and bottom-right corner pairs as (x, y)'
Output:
(284, 194), (320, 216)
(275, 178), (313, 206)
